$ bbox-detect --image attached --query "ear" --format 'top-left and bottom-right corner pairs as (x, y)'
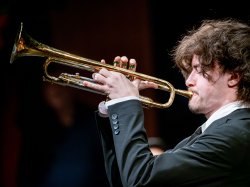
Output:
(228, 73), (240, 87)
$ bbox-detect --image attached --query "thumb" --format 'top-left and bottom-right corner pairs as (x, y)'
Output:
(139, 81), (158, 90)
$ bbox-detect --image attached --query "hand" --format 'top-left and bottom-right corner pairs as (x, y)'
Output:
(112, 56), (158, 91)
(82, 56), (158, 99)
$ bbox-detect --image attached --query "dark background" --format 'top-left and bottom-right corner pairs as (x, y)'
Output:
(1, 1), (250, 186)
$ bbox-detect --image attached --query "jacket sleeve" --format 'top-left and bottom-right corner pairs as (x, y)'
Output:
(95, 111), (123, 187)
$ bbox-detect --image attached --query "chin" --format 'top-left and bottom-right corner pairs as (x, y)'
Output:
(188, 99), (200, 114)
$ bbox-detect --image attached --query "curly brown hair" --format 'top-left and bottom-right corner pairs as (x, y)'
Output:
(172, 19), (250, 104)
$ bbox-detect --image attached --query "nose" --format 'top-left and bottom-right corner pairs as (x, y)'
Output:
(185, 71), (195, 88)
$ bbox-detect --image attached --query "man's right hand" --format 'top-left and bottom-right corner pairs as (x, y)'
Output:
(82, 56), (158, 100)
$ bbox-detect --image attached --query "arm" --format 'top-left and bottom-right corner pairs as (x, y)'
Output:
(95, 111), (123, 187)
(106, 101), (250, 186)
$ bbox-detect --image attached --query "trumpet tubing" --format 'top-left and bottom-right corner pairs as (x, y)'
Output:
(10, 22), (193, 109)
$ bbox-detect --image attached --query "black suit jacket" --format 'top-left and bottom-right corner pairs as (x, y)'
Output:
(96, 100), (250, 187)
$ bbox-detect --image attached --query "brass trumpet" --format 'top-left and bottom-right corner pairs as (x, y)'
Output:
(10, 22), (193, 109)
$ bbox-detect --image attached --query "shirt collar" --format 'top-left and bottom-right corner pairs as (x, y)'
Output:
(201, 101), (249, 133)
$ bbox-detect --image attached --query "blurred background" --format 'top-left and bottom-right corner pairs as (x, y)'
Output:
(1, 1), (250, 187)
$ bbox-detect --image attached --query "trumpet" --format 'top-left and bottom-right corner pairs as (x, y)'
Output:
(10, 22), (193, 109)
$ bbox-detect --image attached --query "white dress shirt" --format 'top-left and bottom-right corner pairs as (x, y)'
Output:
(201, 101), (249, 133)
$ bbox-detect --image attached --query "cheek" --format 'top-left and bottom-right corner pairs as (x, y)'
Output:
(195, 79), (216, 101)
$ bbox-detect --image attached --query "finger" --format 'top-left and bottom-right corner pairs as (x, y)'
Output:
(100, 59), (106, 64)
(113, 56), (121, 67)
(127, 58), (137, 80)
(121, 56), (128, 69)
(82, 80), (109, 94)
(98, 68), (116, 80)
(92, 72), (107, 85)
(132, 79), (141, 88)
(128, 58), (136, 71)
(126, 58), (136, 81)
(139, 81), (158, 90)
(92, 72), (97, 79)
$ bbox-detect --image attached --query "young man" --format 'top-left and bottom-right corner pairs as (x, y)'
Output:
(83, 19), (250, 186)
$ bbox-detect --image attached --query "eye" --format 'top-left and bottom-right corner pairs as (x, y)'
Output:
(202, 72), (210, 79)
(194, 65), (210, 79)
(193, 65), (202, 74)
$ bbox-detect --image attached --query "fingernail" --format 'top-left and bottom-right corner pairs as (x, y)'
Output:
(130, 59), (136, 64)
(121, 56), (128, 62)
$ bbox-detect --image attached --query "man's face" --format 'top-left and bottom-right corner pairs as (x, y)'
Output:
(185, 55), (235, 118)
